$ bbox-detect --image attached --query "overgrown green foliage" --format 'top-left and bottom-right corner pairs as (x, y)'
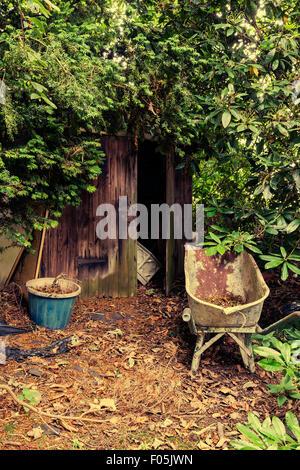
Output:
(230, 411), (300, 450)
(172, 0), (299, 278)
(232, 325), (300, 450)
(0, 1), (114, 245)
(253, 326), (300, 406)
(0, 0), (299, 273)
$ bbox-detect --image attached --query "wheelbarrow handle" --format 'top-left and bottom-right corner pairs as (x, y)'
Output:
(256, 311), (300, 336)
(182, 308), (197, 335)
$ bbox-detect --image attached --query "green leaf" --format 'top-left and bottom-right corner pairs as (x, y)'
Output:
(222, 111), (231, 128)
(31, 0), (50, 17)
(265, 48), (276, 64)
(209, 231), (222, 243)
(205, 246), (218, 256)
(248, 125), (259, 134)
(272, 416), (287, 440)
(234, 244), (244, 253)
(230, 108), (242, 120)
(288, 254), (300, 261)
(292, 170), (300, 190)
(211, 225), (229, 233)
(236, 423), (265, 447)
(280, 343), (291, 363)
(40, 93), (57, 109)
(286, 413), (300, 442)
(230, 440), (263, 450)
(44, 0), (60, 11)
(258, 358), (283, 372)
(287, 263), (300, 275)
(264, 259), (283, 269)
(280, 246), (287, 258)
(263, 184), (272, 200)
(29, 17), (45, 32)
(217, 244), (226, 255)
(285, 412), (299, 431)
(254, 346), (282, 358)
(281, 262), (289, 281)
(275, 216), (288, 230)
(30, 93), (41, 100)
(248, 412), (262, 432)
(268, 383), (284, 394)
(259, 255), (282, 262)
(277, 395), (287, 407)
(265, 227), (279, 235)
(277, 124), (289, 137)
(31, 81), (47, 93)
(285, 219), (300, 233)
(244, 243), (262, 254)
(253, 184), (263, 196)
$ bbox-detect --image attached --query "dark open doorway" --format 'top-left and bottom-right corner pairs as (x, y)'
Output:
(137, 141), (166, 281)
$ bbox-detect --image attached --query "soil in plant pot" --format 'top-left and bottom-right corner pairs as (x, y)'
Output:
(201, 293), (244, 307)
(33, 275), (77, 295)
(33, 284), (75, 295)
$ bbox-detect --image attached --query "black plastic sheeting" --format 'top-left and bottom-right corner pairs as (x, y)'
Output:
(0, 319), (73, 362)
(5, 336), (73, 362)
(0, 322), (33, 337)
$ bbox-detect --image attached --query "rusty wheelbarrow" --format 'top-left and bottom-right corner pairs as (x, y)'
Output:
(183, 245), (270, 373)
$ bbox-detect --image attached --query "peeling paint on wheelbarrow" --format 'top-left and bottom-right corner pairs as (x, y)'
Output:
(184, 246), (270, 329)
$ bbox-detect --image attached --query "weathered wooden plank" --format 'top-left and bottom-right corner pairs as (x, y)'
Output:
(0, 239), (24, 287)
(11, 208), (45, 295)
(175, 160), (193, 276)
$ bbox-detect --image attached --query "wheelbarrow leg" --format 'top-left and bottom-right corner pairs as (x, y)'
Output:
(191, 333), (205, 374)
(244, 333), (255, 373)
(191, 332), (225, 373)
(232, 333), (255, 373)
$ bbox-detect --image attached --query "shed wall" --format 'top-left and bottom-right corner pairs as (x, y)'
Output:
(41, 136), (137, 297)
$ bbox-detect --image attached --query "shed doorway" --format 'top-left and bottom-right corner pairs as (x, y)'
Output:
(137, 141), (166, 286)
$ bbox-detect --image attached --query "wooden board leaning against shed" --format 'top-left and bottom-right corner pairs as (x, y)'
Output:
(9, 207), (47, 296)
(0, 235), (24, 288)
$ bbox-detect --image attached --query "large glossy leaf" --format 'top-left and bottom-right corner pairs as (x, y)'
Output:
(258, 358), (284, 372)
(222, 111), (231, 128)
(236, 424), (265, 447)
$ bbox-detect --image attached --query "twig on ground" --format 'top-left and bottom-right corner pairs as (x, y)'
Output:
(0, 383), (107, 424)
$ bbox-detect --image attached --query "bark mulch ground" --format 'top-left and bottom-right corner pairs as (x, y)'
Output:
(0, 273), (299, 451)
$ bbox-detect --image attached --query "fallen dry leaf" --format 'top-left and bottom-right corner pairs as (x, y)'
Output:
(219, 386), (238, 397)
(27, 427), (43, 440)
(99, 398), (117, 411)
(152, 438), (164, 449)
(161, 418), (173, 428)
(197, 439), (211, 450)
(109, 416), (120, 425)
(216, 437), (227, 448)
(242, 381), (258, 390)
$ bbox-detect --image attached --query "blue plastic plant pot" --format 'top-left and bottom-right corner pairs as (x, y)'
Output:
(26, 278), (81, 330)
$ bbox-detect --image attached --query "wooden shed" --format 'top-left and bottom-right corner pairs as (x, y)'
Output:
(12, 135), (192, 298)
